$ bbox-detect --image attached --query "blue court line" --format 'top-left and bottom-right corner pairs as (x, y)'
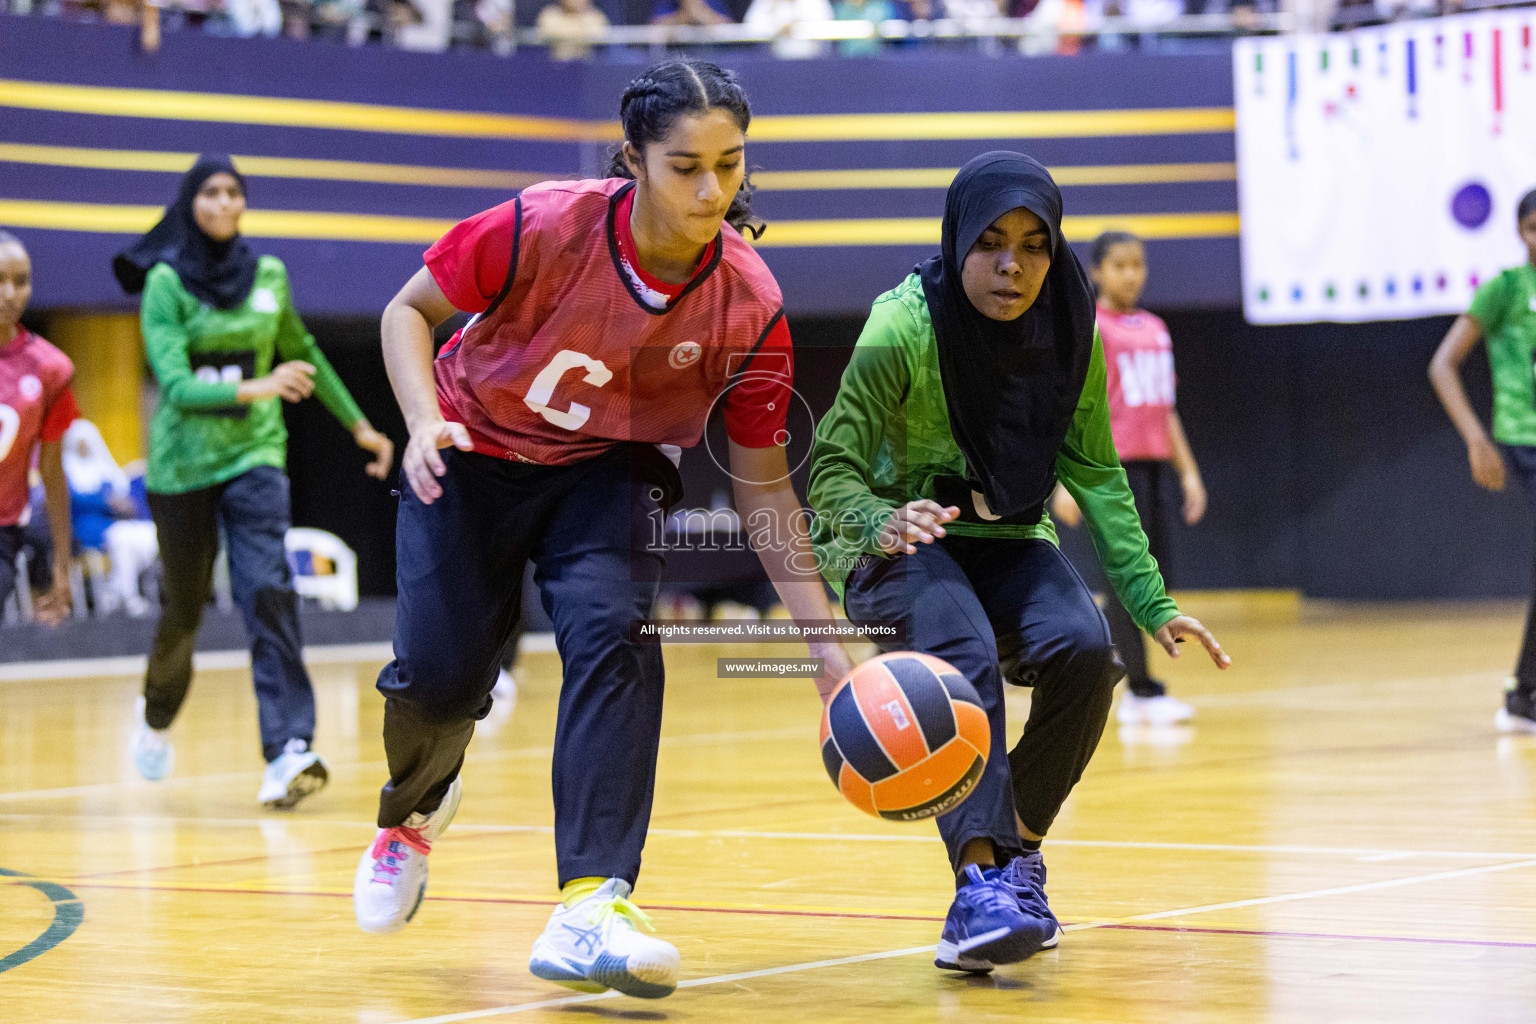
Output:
(0, 868), (84, 973)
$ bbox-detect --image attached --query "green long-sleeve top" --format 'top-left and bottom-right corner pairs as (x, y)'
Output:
(141, 256), (365, 494)
(807, 272), (1179, 635)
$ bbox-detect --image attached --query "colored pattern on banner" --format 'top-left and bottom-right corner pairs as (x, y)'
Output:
(1235, 10), (1536, 324)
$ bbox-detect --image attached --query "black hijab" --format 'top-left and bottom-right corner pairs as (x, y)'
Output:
(113, 154), (258, 311)
(917, 151), (1097, 522)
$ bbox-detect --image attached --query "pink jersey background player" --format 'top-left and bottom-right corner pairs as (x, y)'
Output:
(1053, 230), (1208, 726)
(0, 230), (78, 624)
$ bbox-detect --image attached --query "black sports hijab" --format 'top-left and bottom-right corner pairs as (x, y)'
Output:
(113, 154), (258, 311)
(916, 151), (1097, 522)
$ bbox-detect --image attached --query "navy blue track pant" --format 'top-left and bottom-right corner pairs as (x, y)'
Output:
(145, 466), (313, 763)
(843, 536), (1121, 871)
(376, 448), (665, 888)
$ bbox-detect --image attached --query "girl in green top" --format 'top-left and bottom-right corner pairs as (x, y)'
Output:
(808, 152), (1228, 973)
(1429, 187), (1536, 735)
(112, 155), (394, 807)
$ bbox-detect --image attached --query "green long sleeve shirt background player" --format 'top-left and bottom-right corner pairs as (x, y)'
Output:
(140, 256), (388, 493)
(807, 271), (1179, 642)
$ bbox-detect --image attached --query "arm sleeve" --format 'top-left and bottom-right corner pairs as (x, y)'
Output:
(141, 267), (243, 410)
(39, 386), (80, 443)
(1467, 273), (1507, 336)
(272, 266), (366, 430)
(423, 199), (521, 314)
(1056, 328), (1180, 635)
(723, 314), (794, 448)
(806, 298), (913, 554)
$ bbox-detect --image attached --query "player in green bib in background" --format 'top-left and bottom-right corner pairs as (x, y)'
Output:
(113, 155), (394, 805)
(1430, 188), (1536, 734)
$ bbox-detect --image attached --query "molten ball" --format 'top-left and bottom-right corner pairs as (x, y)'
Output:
(819, 652), (990, 822)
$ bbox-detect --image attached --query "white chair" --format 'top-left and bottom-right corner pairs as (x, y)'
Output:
(284, 528), (359, 612)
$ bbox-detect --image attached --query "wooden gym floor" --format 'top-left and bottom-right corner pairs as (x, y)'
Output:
(3, 595), (1535, 1023)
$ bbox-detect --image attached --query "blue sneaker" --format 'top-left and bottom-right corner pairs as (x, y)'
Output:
(999, 852), (1063, 951)
(934, 864), (1040, 972)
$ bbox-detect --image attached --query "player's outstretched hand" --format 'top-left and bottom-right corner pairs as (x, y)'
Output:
(810, 641), (857, 706)
(1468, 436), (1507, 492)
(1153, 614), (1230, 669)
(878, 500), (959, 555)
(403, 418), (474, 504)
(353, 423), (395, 480)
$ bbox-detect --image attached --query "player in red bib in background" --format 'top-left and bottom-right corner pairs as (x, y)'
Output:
(1053, 231), (1208, 726)
(352, 61), (854, 999)
(0, 230), (78, 625)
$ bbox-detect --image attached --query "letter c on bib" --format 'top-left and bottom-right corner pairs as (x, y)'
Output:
(523, 349), (613, 431)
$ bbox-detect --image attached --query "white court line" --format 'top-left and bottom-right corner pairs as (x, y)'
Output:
(391, 946), (941, 1024)
(0, 635), (565, 684)
(3, 812), (1534, 863)
(388, 856), (1536, 1024)
(0, 724), (810, 803)
(0, 642), (397, 683)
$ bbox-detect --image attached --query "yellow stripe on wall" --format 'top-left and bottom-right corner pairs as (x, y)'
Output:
(0, 199), (1236, 247)
(752, 162), (1237, 191)
(755, 212), (1240, 247)
(748, 108), (1236, 142)
(0, 142), (547, 190)
(0, 199), (455, 244)
(0, 79), (610, 142)
(0, 78), (1233, 144)
(0, 142), (1232, 193)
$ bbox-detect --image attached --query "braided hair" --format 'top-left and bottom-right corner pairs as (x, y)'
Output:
(606, 60), (764, 240)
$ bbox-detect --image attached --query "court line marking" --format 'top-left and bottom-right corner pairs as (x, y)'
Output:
(5, 813), (1534, 864)
(0, 870), (84, 973)
(0, 724), (808, 803)
(386, 855), (1536, 1024)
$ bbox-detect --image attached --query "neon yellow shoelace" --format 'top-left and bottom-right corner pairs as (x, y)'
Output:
(587, 894), (656, 933)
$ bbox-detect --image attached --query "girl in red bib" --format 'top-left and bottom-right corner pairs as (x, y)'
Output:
(0, 230), (78, 624)
(1053, 231), (1208, 726)
(352, 61), (853, 999)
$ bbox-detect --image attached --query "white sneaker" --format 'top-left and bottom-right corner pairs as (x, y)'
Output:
(529, 878), (679, 999)
(353, 776), (463, 934)
(1117, 691), (1196, 726)
(130, 696), (175, 781)
(257, 738), (330, 809)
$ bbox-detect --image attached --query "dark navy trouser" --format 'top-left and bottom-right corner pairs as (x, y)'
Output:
(145, 465), (313, 763)
(843, 536), (1120, 871)
(377, 447), (665, 888)
(1499, 444), (1536, 692)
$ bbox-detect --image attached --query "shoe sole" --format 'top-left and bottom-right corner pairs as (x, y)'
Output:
(589, 952), (677, 999)
(529, 955), (609, 994)
(934, 939), (994, 973)
(1496, 709), (1536, 735)
(264, 760), (330, 810)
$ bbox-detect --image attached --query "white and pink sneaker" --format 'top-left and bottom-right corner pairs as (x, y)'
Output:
(353, 776), (462, 934)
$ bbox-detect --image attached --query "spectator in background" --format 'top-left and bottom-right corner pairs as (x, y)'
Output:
(832, 0), (894, 55)
(476, 0), (516, 51)
(651, 0), (731, 26)
(62, 419), (158, 617)
(537, 0), (611, 60)
(745, 0), (832, 56)
(223, 0), (283, 36)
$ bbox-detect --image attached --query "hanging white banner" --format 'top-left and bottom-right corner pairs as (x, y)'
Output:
(1235, 11), (1536, 324)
